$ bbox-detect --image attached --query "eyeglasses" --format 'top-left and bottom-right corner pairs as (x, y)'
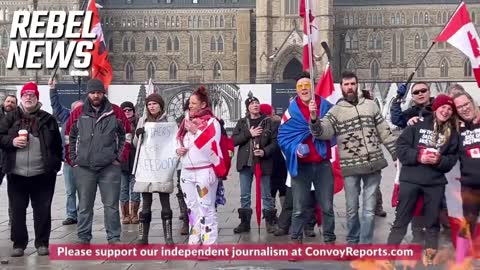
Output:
(296, 82), (312, 91)
(21, 93), (37, 99)
(456, 101), (472, 111)
(123, 108), (133, 112)
(412, 88), (428, 95)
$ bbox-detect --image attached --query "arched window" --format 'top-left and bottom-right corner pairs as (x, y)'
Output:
(352, 32), (358, 49)
(349, 14), (354, 25)
(464, 59), (472, 77)
(152, 37), (158, 51)
(370, 59), (379, 79)
(193, 16), (197, 28)
(395, 13), (400, 25)
(169, 62), (177, 80)
(419, 12), (424, 24)
(174, 36), (179, 51)
(368, 33), (374, 49)
(210, 16), (214, 27)
(196, 36), (201, 64)
(440, 58), (449, 77)
(176, 16), (180, 27)
(232, 16), (236, 27)
(217, 36), (224, 52)
(414, 12), (418, 24)
(188, 16), (192, 28)
(215, 15), (219, 27)
(345, 33), (351, 50)
(126, 62), (134, 81)
(424, 12), (429, 24)
(130, 37), (136, 51)
(392, 33), (397, 62)
(220, 15), (224, 27)
(167, 37), (172, 52)
(346, 58), (357, 73)
(198, 16), (202, 28)
(437, 12), (442, 24)
(213, 61), (222, 80)
(147, 62), (155, 80)
(149, 16), (153, 27)
(144, 16), (148, 27)
(108, 37), (114, 52)
(373, 13), (377, 25)
(0, 8), (4, 21)
(400, 32), (405, 62)
(417, 60), (426, 77)
(401, 13), (405, 24)
(390, 14), (394, 25)
(123, 37), (129, 52)
(414, 33), (421, 49)
(369, 14), (373, 25)
(189, 36), (194, 64)
(210, 36), (216, 51)
(1, 30), (8, 48)
(145, 37), (150, 51)
(285, 0), (300, 16)
(443, 11), (448, 24)
(154, 17), (158, 27)
(375, 33), (382, 49)
(472, 11), (476, 24)
(166, 16), (170, 27)
(422, 32), (428, 49)
(233, 35), (237, 52)
(0, 57), (5, 76)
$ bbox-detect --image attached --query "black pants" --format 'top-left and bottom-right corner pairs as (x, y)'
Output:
(387, 182), (444, 249)
(8, 172), (56, 249)
(141, 192), (171, 215)
(277, 187), (316, 231)
(270, 177), (287, 198)
(461, 185), (480, 236)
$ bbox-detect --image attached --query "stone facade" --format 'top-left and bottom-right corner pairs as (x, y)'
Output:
(1, 0), (480, 84)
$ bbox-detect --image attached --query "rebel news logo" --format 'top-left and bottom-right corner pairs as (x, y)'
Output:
(6, 10), (95, 70)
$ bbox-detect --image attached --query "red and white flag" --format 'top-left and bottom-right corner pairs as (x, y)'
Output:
(315, 64), (343, 194)
(300, 0), (319, 71)
(87, 0), (113, 90)
(193, 119), (226, 178)
(435, 1), (480, 87)
(467, 147), (480, 158)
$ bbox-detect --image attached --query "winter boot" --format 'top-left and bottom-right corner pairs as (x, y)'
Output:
(161, 211), (174, 245)
(233, 208), (252, 234)
(375, 187), (387, 217)
(120, 202), (130, 224)
(130, 201), (140, 224)
(176, 191), (188, 221)
(422, 248), (437, 266)
(264, 209), (277, 234)
(135, 212), (151, 245)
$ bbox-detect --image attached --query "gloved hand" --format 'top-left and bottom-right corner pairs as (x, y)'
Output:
(135, 127), (145, 136)
(397, 84), (408, 97)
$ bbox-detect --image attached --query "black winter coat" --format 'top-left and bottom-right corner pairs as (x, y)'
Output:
(232, 115), (278, 175)
(0, 107), (62, 174)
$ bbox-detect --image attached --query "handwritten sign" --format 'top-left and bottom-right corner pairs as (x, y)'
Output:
(134, 122), (179, 184)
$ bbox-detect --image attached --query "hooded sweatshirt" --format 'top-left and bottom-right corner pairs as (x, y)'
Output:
(458, 119), (480, 186)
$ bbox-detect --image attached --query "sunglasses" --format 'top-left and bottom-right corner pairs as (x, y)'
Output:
(296, 82), (312, 91)
(412, 88), (428, 95)
(123, 108), (133, 112)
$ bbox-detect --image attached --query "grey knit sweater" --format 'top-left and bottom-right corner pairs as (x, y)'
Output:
(310, 97), (397, 177)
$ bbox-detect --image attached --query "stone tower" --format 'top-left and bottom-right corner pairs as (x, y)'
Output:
(255, 0), (333, 83)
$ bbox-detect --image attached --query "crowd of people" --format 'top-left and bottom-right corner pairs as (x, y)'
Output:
(0, 72), (479, 267)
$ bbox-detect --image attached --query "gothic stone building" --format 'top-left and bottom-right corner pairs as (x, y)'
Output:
(1, 0), (480, 84)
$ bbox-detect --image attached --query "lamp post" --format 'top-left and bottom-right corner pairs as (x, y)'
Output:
(70, 70), (90, 100)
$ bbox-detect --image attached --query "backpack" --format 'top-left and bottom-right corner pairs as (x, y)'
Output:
(216, 119), (234, 180)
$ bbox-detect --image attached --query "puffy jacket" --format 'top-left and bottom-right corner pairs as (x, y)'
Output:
(396, 115), (458, 186)
(390, 97), (434, 128)
(232, 114), (278, 176)
(0, 106), (62, 174)
(65, 98), (132, 171)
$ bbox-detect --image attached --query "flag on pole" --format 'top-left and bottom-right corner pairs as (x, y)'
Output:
(435, 1), (480, 87)
(300, 0), (319, 71)
(315, 64), (343, 194)
(87, 0), (113, 90)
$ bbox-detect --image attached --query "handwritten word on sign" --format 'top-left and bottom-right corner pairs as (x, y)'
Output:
(135, 122), (179, 184)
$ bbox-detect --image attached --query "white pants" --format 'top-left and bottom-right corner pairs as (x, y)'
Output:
(180, 167), (218, 245)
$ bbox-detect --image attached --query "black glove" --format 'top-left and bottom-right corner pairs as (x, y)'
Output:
(135, 127), (145, 136)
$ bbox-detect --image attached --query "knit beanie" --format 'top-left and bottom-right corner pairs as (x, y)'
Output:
(87, 79), (106, 94)
(432, 94), (455, 112)
(120, 101), (135, 113)
(21, 82), (39, 99)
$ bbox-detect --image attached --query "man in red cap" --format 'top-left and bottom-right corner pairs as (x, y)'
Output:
(0, 81), (62, 257)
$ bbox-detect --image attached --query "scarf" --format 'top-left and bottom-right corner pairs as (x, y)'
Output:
(176, 107), (214, 145)
(18, 103), (42, 137)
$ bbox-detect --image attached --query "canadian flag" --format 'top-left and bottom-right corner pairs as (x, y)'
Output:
(467, 147), (480, 158)
(87, 0), (113, 90)
(300, 0), (319, 71)
(315, 64), (344, 194)
(435, 1), (480, 87)
(193, 118), (226, 177)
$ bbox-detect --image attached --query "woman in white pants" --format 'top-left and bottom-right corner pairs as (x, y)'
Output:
(176, 86), (223, 245)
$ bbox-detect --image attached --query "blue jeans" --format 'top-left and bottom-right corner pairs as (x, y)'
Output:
(120, 172), (140, 203)
(344, 171), (382, 244)
(239, 166), (274, 210)
(74, 164), (122, 242)
(63, 164), (77, 220)
(291, 161), (336, 242)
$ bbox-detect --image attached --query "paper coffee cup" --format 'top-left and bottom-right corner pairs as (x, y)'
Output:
(18, 129), (28, 138)
(425, 148), (438, 155)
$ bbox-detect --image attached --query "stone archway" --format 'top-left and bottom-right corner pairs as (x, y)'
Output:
(271, 45), (303, 82)
(283, 58), (302, 82)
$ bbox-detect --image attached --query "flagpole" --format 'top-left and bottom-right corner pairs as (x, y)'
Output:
(305, 0), (316, 99)
(132, 78), (153, 176)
